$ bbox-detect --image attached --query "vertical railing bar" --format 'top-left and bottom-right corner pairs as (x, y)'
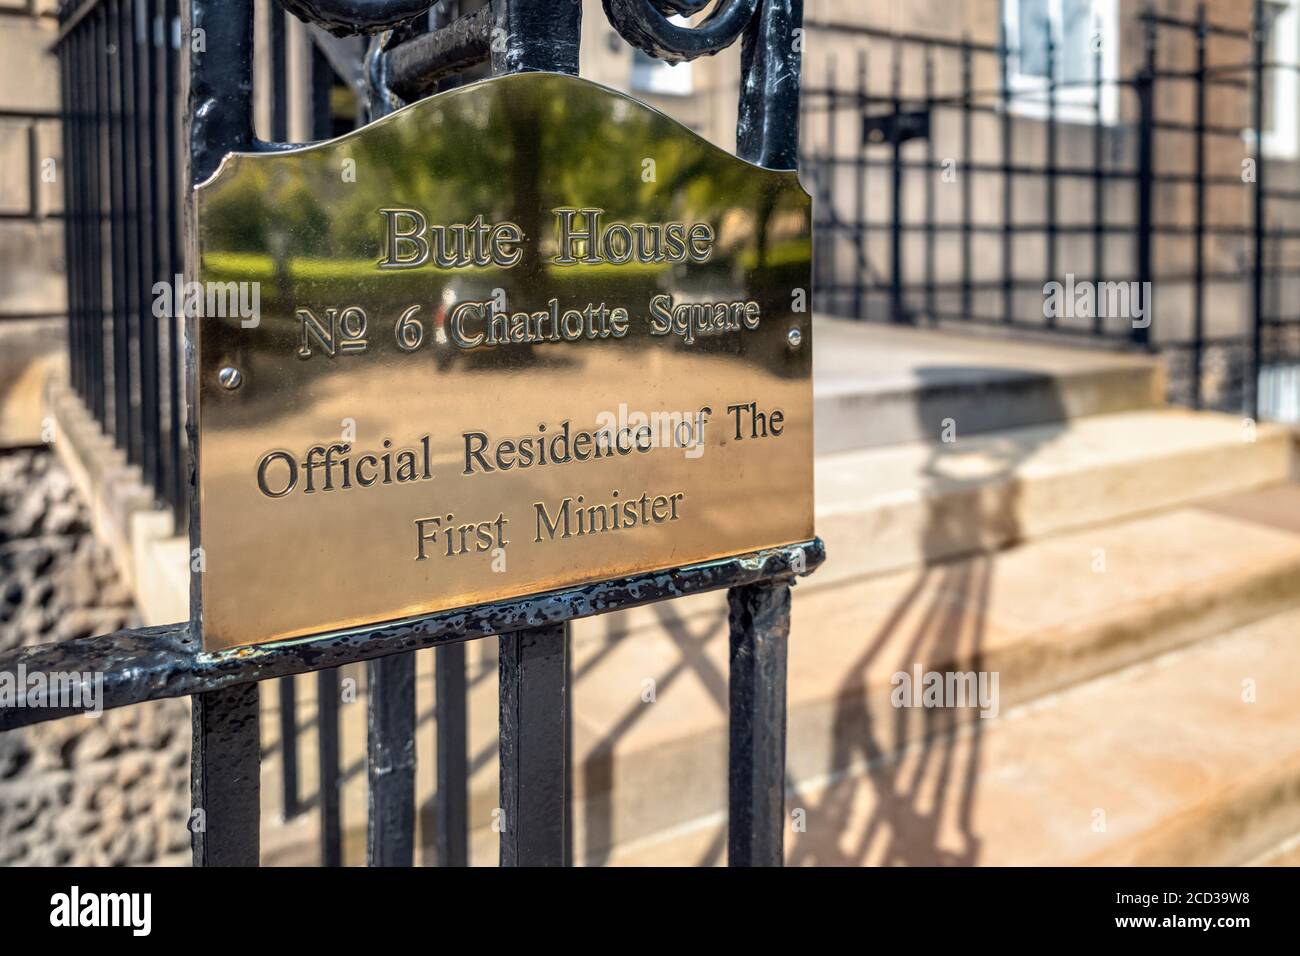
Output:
(135, 0), (162, 490)
(924, 42), (935, 324)
(1251, 0), (1265, 419)
(853, 49), (865, 319)
(279, 675), (300, 820)
(185, 0), (260, 868)
(60, 30), (83, 404)
(165, 0), (184, 523)
(118, 0), (144, 467)
(486, 3), (585, 869)
(435, 643), (468, 866)
(91, 7), (109, 426)
(825, 55), (837, 314)
(1134, 11), (1155, 349)
(81, 19), (98, 411)
(151, 0), (176, 523)
(1001, 24), (1013, 324)
(1192, 4), (1206, 409)
(1045, 26), (1057, 328)
(60, 32), (76, 400)
(961, 39), (973, 321)
(270, 6), (288, 141)
(728, 0), (803, 869)
(736, 0), (804, 170)
(498, 624), (569, 867)
(1092, 28), (1104, 336)
(360, 27), (419, 868)
(72, 24), (91, 405)
(268, 3), (302, 826)
(726, 580), (791, 867)
(317, 668), (342, 866)
(890, 39), (904, 322)
(564, 632), (574, 867)
(308, 42), (343, 867)
(191, 681), (261, 866)
(367, 653), (416, 866)
(108, 0), (129, 447)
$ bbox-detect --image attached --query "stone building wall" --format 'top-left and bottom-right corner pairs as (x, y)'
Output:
(0, 1), (65, 446)
(0, 448), (191, 866)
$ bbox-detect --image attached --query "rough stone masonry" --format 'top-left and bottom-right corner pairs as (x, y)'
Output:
(0, 449), (190, 866)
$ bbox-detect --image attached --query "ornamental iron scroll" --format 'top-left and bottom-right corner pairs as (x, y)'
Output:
(603, 0), (760, 63)
(278, 0), (440, 36)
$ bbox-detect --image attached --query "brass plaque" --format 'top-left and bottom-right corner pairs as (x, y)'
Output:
(193, 72), (813, 651)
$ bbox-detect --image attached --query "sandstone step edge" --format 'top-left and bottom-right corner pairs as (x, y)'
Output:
(599, 608), (1300, 866)
(550, 493), (1300, 858)
(814, 411), (1294, 585)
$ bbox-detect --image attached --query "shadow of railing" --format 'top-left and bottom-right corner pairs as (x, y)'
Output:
(785, 366), (1066, 865)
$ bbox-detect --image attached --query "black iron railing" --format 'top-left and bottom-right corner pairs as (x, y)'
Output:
(58, 0), (185, 522)
(801, 2), (1300, 417)
(56, 0), (366, 863)
(28, 0), (815, 869)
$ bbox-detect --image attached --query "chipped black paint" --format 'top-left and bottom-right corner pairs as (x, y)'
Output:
(0, 540), (823, 732)
(499, 623), (569, 867)
(278, 0), (438, 37)
(603, 0), (758, 64)
(727, 580), (791, 867)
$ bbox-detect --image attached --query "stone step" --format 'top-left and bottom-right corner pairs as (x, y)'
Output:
(557, 484), (1300, 860)
(815, 408), (1294, 582)
(812, 317), (1163, 454)
(602, 605), (1300, 866)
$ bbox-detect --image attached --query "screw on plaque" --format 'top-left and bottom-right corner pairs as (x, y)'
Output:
(787, 327), (803, 349)
(218, 366), (243, 390)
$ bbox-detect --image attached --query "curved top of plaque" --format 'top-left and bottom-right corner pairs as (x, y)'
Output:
(190, 71), (814, 651)
(197, 71), (810, 195)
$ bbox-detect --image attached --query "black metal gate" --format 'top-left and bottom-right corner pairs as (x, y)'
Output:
(10, 0), (819, 868)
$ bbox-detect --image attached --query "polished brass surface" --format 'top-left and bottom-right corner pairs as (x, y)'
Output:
(193, 72), (812, 651)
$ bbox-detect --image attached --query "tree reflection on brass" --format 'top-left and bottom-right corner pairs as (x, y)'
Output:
(194, 72), (812, 651)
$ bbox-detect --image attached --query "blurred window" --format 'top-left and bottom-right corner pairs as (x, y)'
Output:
(1003, 0), (1118, 125)
(1259, 0), (1299, 158)
(629, 15), (695, 96)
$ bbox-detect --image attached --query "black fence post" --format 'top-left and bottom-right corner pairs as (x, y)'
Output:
(1092, 30), (1105, 336)
(727, 580), (791, 867)
(961, 38), (972, 322)
(854, 50), (866, 319)
(499, 624), (569, 867)
(1251, 0), (1266, 420)
(1134, 11), (1156, 349)
(1191, 4), (1207, 409)
(185, 0), (260, 869)
(890, 42), (905, 323)
(1000, 22), (1014, 325)
(1045, 27), (1058, 327)
(368, 654), (417, 866)
(923, 42), (936, 324)
(360, 20), (421, 871)
(270, 8), (301, 825)
(435, 643), (469, 866)
(317, 668), (343, 866)
(191, 682), (261, 866)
